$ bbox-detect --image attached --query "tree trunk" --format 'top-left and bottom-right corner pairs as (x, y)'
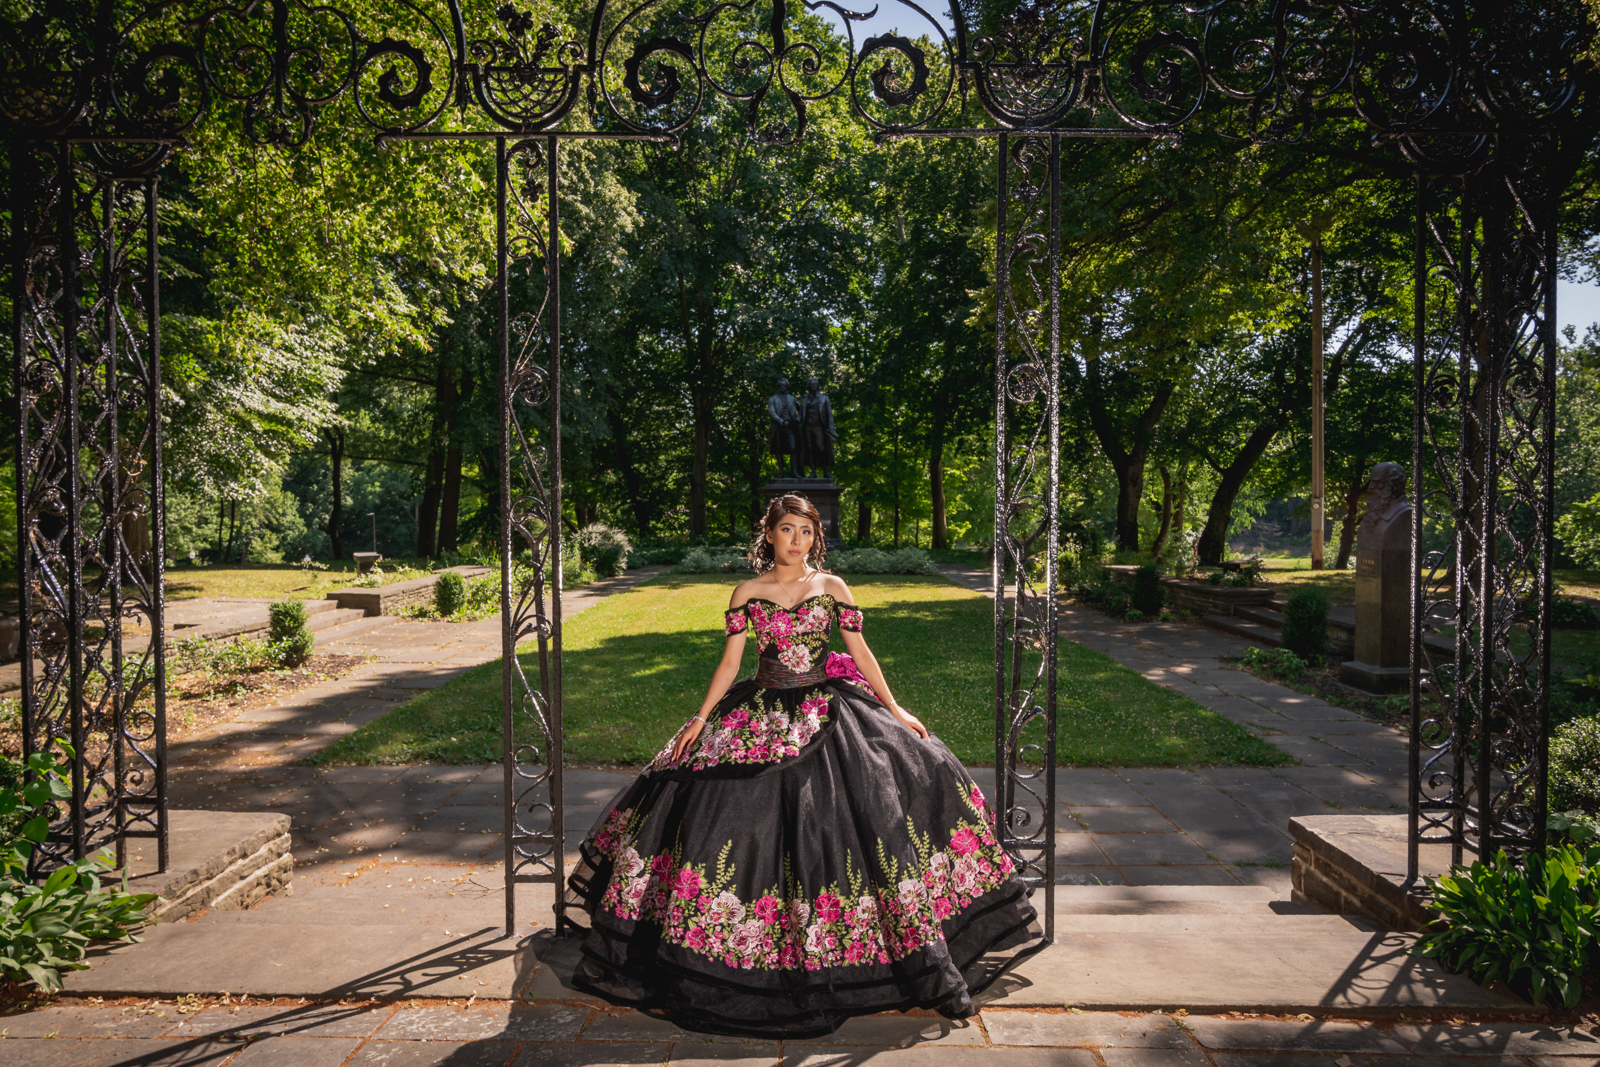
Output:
(689, 393), (712, 537)
(123, 514), (152, 581)
(857, 501), (872, 542)
(1150, 466), (1173, 558)
(1196, 416), (1287, 565)
(325, 427), (345, 561)
(1081, 367), (1176, 552)
(418, 447), (443, 558)
(215, 497), (225, 560)
(224, 500), (239, 563)
(438, 445), (462, 552)
(1334, 478), (1366, 569)
(929, 428), (948, 551)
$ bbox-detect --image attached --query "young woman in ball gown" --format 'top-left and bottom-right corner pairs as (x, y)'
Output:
(565, 494), (1042, 1037)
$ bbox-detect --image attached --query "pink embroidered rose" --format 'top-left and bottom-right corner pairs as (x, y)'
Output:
(684, 927), (707, 950)
(754, 895), (782, 924)
(650, 854), (675, 879)
(709, 891), (746, 925)
(723, 709), (750, 729)
(764, 610), (796, 638)
(778, 643), (812, 672)
(969, 785), (986, 809)
(619, 846), (644, 877)
(838, 606), (864, 631)
(673, 867), (702, 900)
(814, 893), (843, 923)
(932, 896), (954, 920)
(725, 611), (748, 635)
(950, 828), (982, 856)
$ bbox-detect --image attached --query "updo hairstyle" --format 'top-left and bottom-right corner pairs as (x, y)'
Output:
(748, 494), (827, 574)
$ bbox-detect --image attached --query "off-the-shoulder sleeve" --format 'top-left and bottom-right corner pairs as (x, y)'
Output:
(836, 603), (864, 632)
(724, 605), (750, 635)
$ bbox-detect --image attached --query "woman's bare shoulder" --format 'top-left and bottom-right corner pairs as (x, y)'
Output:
(729, 578), (767, 609)
(819, 572), (854, 602)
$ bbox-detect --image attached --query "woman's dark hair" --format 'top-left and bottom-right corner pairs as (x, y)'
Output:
(748, 495), (826, 574)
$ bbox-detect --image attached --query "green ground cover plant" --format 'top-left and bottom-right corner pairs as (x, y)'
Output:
(1417, 841), (1600, 1008)
(314, 574), (1290, 768)
(0, 747), (156, 992)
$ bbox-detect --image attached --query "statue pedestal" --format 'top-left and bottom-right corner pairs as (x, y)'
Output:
(1340, 471), (1412, 695)
(759, 478), (844, 549)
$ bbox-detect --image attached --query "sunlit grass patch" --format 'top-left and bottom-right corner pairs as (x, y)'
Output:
(313, 574), (1291, 768)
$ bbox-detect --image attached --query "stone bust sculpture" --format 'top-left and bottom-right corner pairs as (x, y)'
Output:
(798, 376), (836, 478)
(1360, 461), (1411, 537)
(767, 377), (800, 478)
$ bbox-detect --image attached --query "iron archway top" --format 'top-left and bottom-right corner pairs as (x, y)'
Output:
(1, 1), (1591, 167)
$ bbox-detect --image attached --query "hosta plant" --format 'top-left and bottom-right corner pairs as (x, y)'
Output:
(0, 748), (156, 992)
(1415, 843), (1600, 1008)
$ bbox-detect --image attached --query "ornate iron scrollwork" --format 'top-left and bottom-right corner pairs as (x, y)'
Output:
(14, 145), (167, 875)
(991, 133), (1058, 936)
(496, 135), (568, 934)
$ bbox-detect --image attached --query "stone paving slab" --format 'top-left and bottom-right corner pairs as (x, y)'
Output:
(998, 928), (1524, 1011)
(14, 1003), (1598, 1065)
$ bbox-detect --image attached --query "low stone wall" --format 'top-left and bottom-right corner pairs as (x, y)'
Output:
(330, 564), (491, 617)
(127, 810), (294, 923)
(1159, 578), (1276, 617)
(1290, 814), (1448, 932)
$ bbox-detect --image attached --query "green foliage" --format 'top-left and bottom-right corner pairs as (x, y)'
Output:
(575, 525), (634, 579)
(1416, 844), (1600, 1008)
(1241, 646), (1310, 680)
(829, 548), (940, 575)
(1102, 586), (1131, 617)
(1206, 558), (1265, 588)
(1128, 565), (1165, 616)
(674, 548), (751, 574)
(1559, 496), (1600, 569)
(267, 600), (314, 667)
(0, 747), (156, 992)
(1554, 597), (1600, 630)
(1549, 810), (1600, 848)
(1551, 715), (1600, 815)
(1124, 609), (1144, 622)
(434, 571), (466, 616)
(1280, 585), (1330, 660)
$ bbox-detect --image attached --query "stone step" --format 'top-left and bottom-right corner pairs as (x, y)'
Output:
(305, 607), (367, 633)
(1234, 604), (1286, 629)
(1201, 613), (1281, 648)
(301, 598), (342, 617)
(312, 614), (401, 642)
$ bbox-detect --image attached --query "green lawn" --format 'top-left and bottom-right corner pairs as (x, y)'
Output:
(312, 574), (1291, 768)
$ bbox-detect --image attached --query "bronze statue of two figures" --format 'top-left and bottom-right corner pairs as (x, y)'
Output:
(768, 378), (836, 479)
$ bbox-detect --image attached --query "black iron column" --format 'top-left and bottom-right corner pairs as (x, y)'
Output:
(1409, 142), (1559, 873)
(991, 133), (1060, 940)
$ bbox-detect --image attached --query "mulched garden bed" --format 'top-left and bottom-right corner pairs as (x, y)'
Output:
(0, 653), (368, 760)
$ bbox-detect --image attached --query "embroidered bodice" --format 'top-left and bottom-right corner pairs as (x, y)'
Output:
(724, 593), (864, 676)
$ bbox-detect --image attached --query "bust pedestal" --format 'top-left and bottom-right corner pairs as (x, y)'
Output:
(1339, 503), (1412, 695)
(758, 478), (844, 549)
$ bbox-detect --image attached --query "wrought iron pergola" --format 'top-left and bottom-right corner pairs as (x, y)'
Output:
(4, 0), (1590, 944)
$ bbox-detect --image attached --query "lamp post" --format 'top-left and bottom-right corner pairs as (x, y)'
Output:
(367, 512), (377, 554)
(1298, 211), (1335, 571)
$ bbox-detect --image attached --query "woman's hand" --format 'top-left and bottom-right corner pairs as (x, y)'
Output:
(670, 717), (707, 762)
(890, 704), (929, 739)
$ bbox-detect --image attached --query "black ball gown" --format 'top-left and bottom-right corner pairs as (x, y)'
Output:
(564, 592), (1043, 1038)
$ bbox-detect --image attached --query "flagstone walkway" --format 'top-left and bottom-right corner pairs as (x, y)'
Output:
(3, 999), (1597, 1067)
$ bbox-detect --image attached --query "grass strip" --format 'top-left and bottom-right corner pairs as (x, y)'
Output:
(312, 574), (1292, 768)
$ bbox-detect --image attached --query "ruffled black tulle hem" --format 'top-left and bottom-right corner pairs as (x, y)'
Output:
(563, 882), (1045, 1039)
